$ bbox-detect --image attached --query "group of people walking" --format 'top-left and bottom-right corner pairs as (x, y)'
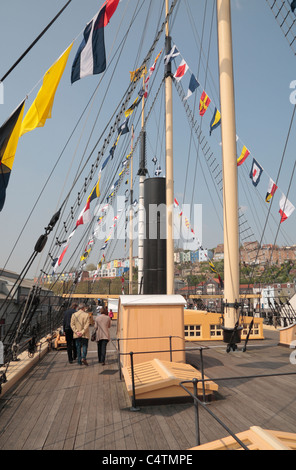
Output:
(63, 301), (111, 366)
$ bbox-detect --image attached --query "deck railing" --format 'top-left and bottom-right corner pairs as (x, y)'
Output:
(179, 379), (249, 450)
(115, 338), (296, 450)
(180, 370), (296, 449)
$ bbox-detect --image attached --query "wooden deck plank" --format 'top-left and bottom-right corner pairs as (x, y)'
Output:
(1, 327), (296, 450)
(5, 377), (62, 450)
(23, 389), (66, 450)
(110, 375), (128, 451)
(113, 383), (137, 450)
(83, 376), (100, 451)
(55, 384), (81, 450)
(0, 351), (60, 449)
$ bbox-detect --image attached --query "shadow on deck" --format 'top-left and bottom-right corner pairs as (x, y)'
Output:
(0, 326), (296, 450)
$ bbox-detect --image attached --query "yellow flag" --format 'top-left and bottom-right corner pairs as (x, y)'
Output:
(129, 65), (147, 83)
(20, 43), (73, 136)
(80, 248), (91, 261)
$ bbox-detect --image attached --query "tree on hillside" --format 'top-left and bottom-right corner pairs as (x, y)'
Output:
(86, 263), (96, 271)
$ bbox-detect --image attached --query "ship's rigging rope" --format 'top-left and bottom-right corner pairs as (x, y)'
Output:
(172, 73), (292, 318)
(37, 0), (146, 277)
(4, 0), (296, 364)
(178, 0), (294, 265)
(52, 0), (136, 212)
(37, 0), (179, 280)
(0, 75), (167, 354)
(0, 0), (138, 277)
(236, 0), (296, 289)
(44, 0), (296, 296)
(173, 79), (261, 250)
(45, 0), (166, 261)
(176, 71), (296, 297)
(58, 0), (179, 214)
(38, 49), (166, 291)
(266, 0), (296, 55)
(246, 104), (296, 279)
(45, 75), (166, 291)
(0, 0), (180, 370)
(173, 1), (296, 292)
(91, 77), (166, 272)
(39, 6), (173, 281)
(1, 0), (179, 278)
(189, 1), (216, 223)
(0, 1), (73, 83)
(178, 0), (210, 252)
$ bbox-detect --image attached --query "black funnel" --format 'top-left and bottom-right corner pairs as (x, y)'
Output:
(143, 177), (167, 294)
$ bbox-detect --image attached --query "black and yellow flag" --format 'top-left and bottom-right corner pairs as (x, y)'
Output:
(0, 100), (25, 211)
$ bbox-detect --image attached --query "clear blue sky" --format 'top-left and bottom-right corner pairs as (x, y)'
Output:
(1, 0), (296, 278)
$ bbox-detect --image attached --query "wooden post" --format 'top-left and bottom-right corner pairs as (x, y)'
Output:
(165, 0), (175, 295)
(129, 126), (134, 294)
(138, 76), (147, 294)
(217, 0), (240, 346)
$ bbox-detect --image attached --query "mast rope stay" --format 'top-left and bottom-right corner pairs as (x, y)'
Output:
(0, 0), (73, 83)
(265, 0), (296, 55)
(0, 0), (144, 279)
(51, 77), (166, 292)
(36, 1), (181, 282)
(0, 0), (184, 387)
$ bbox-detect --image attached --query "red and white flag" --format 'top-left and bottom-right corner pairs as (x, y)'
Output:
(76, 199), (92, 227)
(52, 229), (76, 273)
(279, 193), (295, 223)
(174, 60), (189, 82)
(144, 49), (162, 97)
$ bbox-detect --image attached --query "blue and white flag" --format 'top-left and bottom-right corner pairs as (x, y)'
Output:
(184, 74), (200, 100)
(249, 158), (263, 187)
(71, 0), (120, 84)
(118, 117), (129, 135)
(164, 45), (180, 66)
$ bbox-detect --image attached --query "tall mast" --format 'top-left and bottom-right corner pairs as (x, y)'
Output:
(137, 76), (147, 293)
(217, 0), (241, 349)
(165, 0), (175, 295)
(129, 125), (134, 294)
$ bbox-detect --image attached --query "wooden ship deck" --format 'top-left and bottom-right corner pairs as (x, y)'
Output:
(0, 323), (296, 451)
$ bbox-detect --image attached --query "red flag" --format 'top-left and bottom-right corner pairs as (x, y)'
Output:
(58, 244), (69, 266)
(104, 0), (120, 26)
(174, 60), (189, 82)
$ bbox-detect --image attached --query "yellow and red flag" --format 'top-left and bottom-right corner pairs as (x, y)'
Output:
(237, 146), (250, 167)
(199, 90), (211, 116)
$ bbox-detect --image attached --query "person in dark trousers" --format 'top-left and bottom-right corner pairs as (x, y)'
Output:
(93, 305), (111, 365)
(71, 303), (90, 366)
(63, 302), (78, 363)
